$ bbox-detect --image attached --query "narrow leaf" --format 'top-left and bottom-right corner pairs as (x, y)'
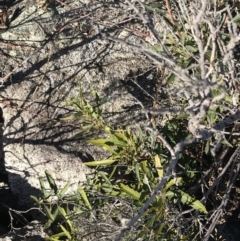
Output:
(233, 13), (240, 24)
(47, 232), (66, 240)
(109, 165), (118, 180)
(179, 191), (208, 214)
(85, 158), (118, 166)
(39, 178), (48, 197)
(60, 112), (82, 121)
(87, 138), (126, 147)
(58, 182), (70, 198)
(151, 44), (163, 52)
(52, 207), (59, 220)
(185, 45), (198, 52)
(165, 178), (182, 190)
(113, 132), (129, 143)
(43, 204), (54, 221)
(205, 139), (210, 154)
(90, 86), (100, 104)
(45, 170), (58, 194)
(73, 125), (93, 137)
(135, 163), (142, 185)
(167, 73), (175, 84)
(120, 183), (140, 200)
(78, 184), (92, 210)
(87, 138), (111, 146)
(30, 195), (40, 204)
(146, 214), (157, 228)
(222, 139), (233, 148)
(166, 191), (207, 214)
(44, 219), (54, 229)
(154, 154), (163, 179)
(59, 224), (72, 239)
(104, 125), (113, 134)
(58, 207), (73, 230)
(87, 139), (118, 154)
(98, 171), (111, 185)
(141, 160), (154, 182)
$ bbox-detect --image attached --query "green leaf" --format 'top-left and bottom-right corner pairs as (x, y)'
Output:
(165, 178), (182, 190)
(59, 224), (72, 240)
(60, 112), (82, 121)
(102, 145), (118, 155)
(109, 165), (118, 180)
(167, 73), (176, 84)
(104, 125), (113, 134)
(73, 125), (94, 137)
(166, 191), (208, 214)
(224, 94), (233, 103)
(78, 184), (92, 210)
(119, 183), (140, 200)
(207, 111), (217, 125)
(145, 4), (166, 16)
(175, 112), (189, 119)
(154, 154), (163, 179)
(166, 34), (175, 44)
(52, 207), (59, 220)
(47, 232), (66, 240)
(73, 206), (83, 215)
(146, 214), (157, 228)
(30, 195), (40, 204)
(58, 182), (70, 199)
(141, 160), (154, 182)
(89, 138), (117, 152)
(88, 138), (126, 148)
(181, 191), (208, 214)
(39, 178), (48, 197)
(98, 171), (112, 185)
(101, 183), (113, 193)
(58, 207), (73, 230)
(112, 131), (129, 143)
(222, 139), (233, 148)
(43, 204), (54, 221)
(151, 44), (164, 53)
(179, 57), (192, 68)
(143, 174), (150, 186)
(90, 86), (100, 105)
(185, 45), (198, 53)
(135, 163), (142, 185)
(45, 170), (58, 194)
(180, 32), (187, 45)
(44, 219), (54, 229)
(205, 139), (210, 154)
(233, 13), (240, 25)
(85, 158), (118, 166)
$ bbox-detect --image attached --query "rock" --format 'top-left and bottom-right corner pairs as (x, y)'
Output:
(0, 0), (149, 210)
(0, 221), (46, 241)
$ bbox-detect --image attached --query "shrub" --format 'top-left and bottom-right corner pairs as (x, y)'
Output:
(33, 0), (240, 240)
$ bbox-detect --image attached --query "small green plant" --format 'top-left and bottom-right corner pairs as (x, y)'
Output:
(31, 85), (211, 240)
(31, 171), (76, 241)
(53, 87), (208, 240)
(61, 86), (105, 135)
(32, 170), (110, 241)
(32, 1), (240, 238)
